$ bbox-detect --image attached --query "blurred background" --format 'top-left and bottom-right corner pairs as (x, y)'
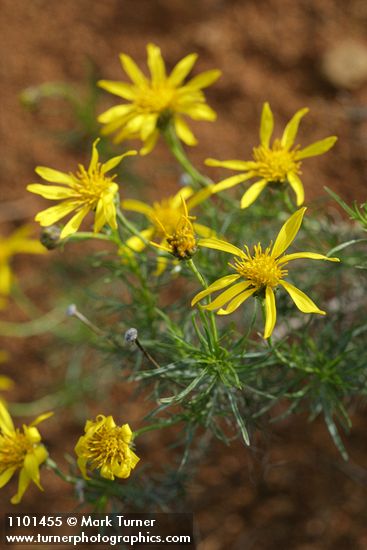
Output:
(1, 0), (367, 548)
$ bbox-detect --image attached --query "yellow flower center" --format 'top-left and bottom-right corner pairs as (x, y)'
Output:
(232, 244), (287, 289)
(150, 199), (181, 237)
(135, 84), (176, 114)
(84, 423), (131, 471)
(166, 216), (197, 260)
(73, 165), (119, 207)
(0, 430), (32, 471)
(252, 139), (301, 182)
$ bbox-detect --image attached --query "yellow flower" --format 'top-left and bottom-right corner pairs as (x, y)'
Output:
(27, 140), (137, 239)
(75, 414), (139, 481)
(191, 208), (340, 338)
(151, 197), (198, 260)
(0, 225), (45, 307)
(206, 102), (337, 208)
(0, 402), (52, 504)
(121, 185), (214, 274)
(98, 43), (221, 155)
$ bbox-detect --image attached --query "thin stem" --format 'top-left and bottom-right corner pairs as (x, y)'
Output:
(133, 417), (181, 439)
(162, 123), (212, 188)
(116, 209), (150, 246)
(187, 259), (218, 345)
(46, 458), (77, 485)
(135, 337), (162, 369)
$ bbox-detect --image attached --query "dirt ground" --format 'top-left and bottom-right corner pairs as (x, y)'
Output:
(1, 1), (367, 548)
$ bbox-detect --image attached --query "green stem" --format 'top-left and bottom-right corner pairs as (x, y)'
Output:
(187, 259), (218, 346)
(133, 418), (181, 439)
(64, 232), (113, 243)
(117, 209), (150, 246)
(162, 123), (212, 188)
(46, 458), (77, 485)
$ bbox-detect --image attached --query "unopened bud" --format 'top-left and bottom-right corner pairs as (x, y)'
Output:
(66, 304), (77, 317)
(124, 328), (138, 344)
(40, 225), (61, 250)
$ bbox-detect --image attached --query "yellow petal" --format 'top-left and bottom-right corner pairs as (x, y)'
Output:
(101, 150), (137, 174)
(88, 138), (100, 173)
(11, 468), (32, 504)
(217, 288), (256, 315)
(264, 286), (276, 339)
(212, 172), (254, 194)
(35, 167), (74, 185)
(100, 113), (136, 135)
(125, 227), (155, 252)
(240, 179), (268, 209)
(0, 262), (12, 295)
(169, 53), (198, 86)
(185, 70), (221, 90)
(24, 452), (42, 487)
(0, 467), (16, 489)
(147, 43), (166, 84)
(98, 80), (136, 100)
(174, 116), (197, 146)
(27, 184), (78, 200)
(172, 186), (195, 208)
(119, 53), (147, 86)
(120, 423), (133, 442)
(296, 136), (337, 160)
(203, 281), (251, 311)
(183, 104), (217, 121)
(98, 104), (135, 124)
(278, 252), (340, 264)
(122, 199), (154, 217)
(125, 113), (146, 133)
(33, 445), (48, 466)
(140, 114), (159, 140)
(153, 254), (169, 276)
(193, 223), (214, 238)
(279, 280), (326, 314)
(35, 201), (78, 227)
(140, 130), (159, 156)
(287, 172), (304, 206)
(94, 195), (117, 233)
(198, 237), (245, 258)
(187, 185), (214, 209)
(281, 108), (309, 149)
(0, 374), (13, 390)
(30, 411), (54, 427)
(60, 206), (90, 239)
(271, 207), (307, 259)
(23, 426), (41, 444)
(260, 102), (274, 148)
(0, 400), (14, 434)
(191, 274), (241, 306)
(205, 158), (256, 171)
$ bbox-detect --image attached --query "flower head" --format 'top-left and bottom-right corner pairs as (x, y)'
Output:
(27, 140), (137, 239)
(98, 43), (221, 155)
(0, 225), (45, 308)
(151, 197), (198, 261)
(75, 414), (139, 480)
(0, 402), (52, 504)
(121, 185), (214, 274)
(191, 208), (340, 338)
(206, 102), (337, 208)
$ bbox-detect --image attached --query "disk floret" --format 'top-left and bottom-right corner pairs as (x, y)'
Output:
(252, 140), (301, 183)
(233, 244), (287, 290)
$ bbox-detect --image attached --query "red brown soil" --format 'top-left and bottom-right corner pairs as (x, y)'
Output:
(1, 1), (367, 549)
